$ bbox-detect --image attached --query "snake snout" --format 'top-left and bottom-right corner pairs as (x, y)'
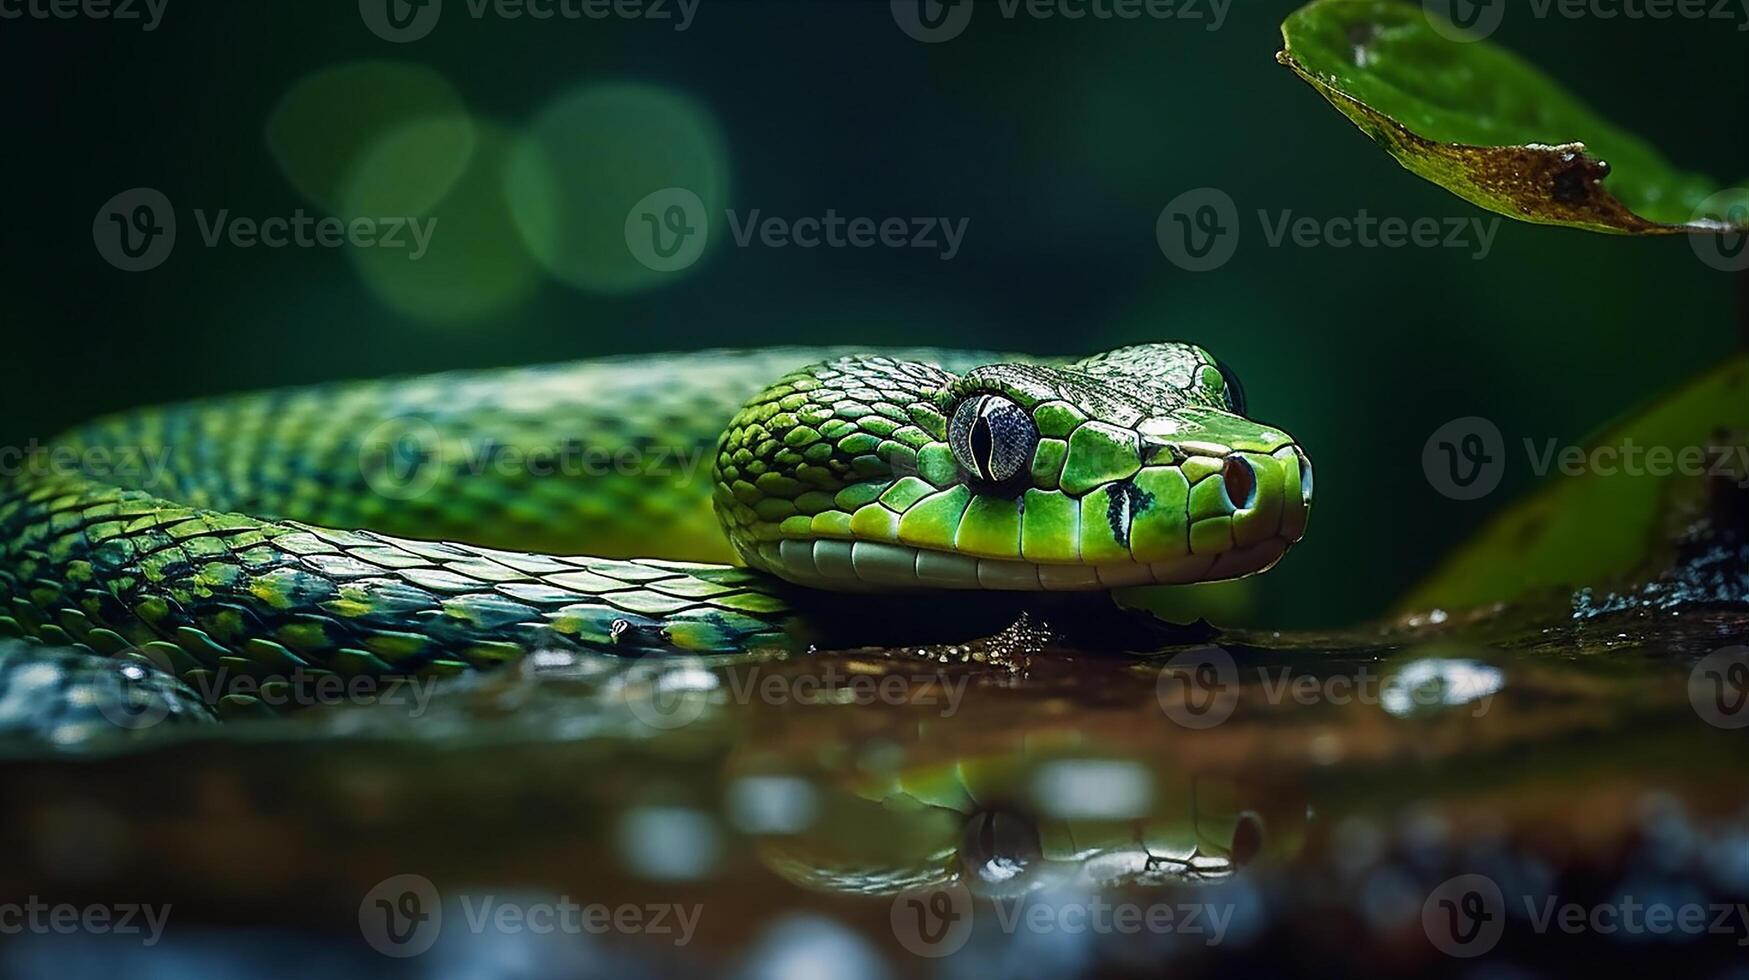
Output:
(1277, 444), (1314, 546)
(1294, 447), (1314, 507)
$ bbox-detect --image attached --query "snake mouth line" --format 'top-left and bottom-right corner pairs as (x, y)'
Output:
(748, 443), (1312, 593)
(766, 537), (1294, 592)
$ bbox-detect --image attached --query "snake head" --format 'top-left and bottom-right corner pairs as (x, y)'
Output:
(713, 343), (1312, 592)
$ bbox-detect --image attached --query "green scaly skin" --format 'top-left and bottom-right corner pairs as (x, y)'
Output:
(717, 345), (1311, 591)
(0, 344), (1312, 732)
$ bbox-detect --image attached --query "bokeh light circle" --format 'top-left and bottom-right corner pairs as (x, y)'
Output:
(506, 83), (729, 294)
(267, 61), (470, 218)
(344, 118), (541, 323)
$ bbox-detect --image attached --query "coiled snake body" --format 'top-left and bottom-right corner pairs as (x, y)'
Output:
(0, 345), (1312, 734)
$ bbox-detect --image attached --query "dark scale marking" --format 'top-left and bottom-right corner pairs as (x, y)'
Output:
(1106, 480), (1155, 550)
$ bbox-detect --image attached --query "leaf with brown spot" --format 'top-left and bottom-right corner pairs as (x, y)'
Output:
(1280, 0), (1749, 236)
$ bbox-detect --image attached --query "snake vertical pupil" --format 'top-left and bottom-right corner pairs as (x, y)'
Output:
(948, 396), (984, 478)
(949, 394), (1038, 487)
(970, 414), (995, 480)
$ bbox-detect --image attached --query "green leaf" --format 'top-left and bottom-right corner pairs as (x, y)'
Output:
(1278, 0), (1749, 235)
(1401, 355), (1749, 614)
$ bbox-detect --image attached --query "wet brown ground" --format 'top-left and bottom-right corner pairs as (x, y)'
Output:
(1, 594), (1746, 978)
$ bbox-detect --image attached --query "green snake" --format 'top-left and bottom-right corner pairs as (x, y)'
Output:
(0, 344), (1311, 729)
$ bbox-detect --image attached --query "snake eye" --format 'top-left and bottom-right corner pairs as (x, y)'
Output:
(1215, 360), (1248, 417)
(949, 394), (1038, 486)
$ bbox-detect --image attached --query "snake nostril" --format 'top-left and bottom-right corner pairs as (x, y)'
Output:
(1295, 448), (1314, 506)
(1222, 456), (1257, 511)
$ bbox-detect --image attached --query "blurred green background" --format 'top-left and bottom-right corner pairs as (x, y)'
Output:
(2, 0), (1744, 627)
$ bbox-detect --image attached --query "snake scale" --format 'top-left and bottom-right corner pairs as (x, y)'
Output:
(0, 345), (1312, 738)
